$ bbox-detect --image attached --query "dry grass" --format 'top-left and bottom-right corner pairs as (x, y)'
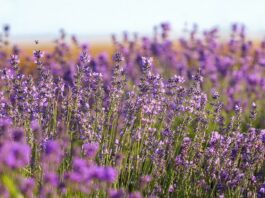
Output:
(20, 42), (114, 57)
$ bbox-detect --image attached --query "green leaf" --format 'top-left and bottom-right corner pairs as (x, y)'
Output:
(1, 174), (23, 198)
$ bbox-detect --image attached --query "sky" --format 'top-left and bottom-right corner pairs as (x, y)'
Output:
(1, 0), (265, 39)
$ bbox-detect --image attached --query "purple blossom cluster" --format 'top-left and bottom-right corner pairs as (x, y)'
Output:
(0, 23), (264, 197)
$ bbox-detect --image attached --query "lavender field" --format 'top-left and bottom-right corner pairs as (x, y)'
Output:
(0, 23), (264, 198)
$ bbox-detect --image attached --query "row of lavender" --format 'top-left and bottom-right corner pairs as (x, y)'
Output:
(0, 24), (264, 197)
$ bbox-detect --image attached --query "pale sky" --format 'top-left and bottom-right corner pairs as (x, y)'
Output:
(1, 0), (265, 38)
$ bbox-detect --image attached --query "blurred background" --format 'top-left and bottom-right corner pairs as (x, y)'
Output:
(1, 0), (265, 45)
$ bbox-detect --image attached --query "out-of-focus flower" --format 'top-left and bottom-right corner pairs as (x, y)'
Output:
(161, 22), (171, 31)
(11, 128), (25, 143)
(129, 191), (143, 198)
(108, 189), (125, 198)
(94, 166), (117, 183)
(42, 140), (62, 164)
(19, 178), (35, 197)
(0, 142), (30, 169)
(82, 142), (99, 158)
(44, 172), (59, 186)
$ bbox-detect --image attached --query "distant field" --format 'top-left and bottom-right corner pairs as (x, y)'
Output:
(20, 42), (114, 56)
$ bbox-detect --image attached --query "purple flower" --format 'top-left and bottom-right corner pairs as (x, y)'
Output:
(11, 128), (25, 142)
(33, 50), (44, 59)
(63, 68), (73, 86)
(9, 54), (20, 66)
(94, 166), (117, 183)
(161, 22), (171, 31)
(183, 137), (191, 144)
(0, 119), (12, 138)
(140, 57), (153, 73)
(162, 128), (172, 137)
(33, 50), (44, 65)
(209, 131), (223, 145)
(31, 120), (41, 142)
(44, 172), (59, 186)
(260, 130), (265, 143)
(19, 178), (35, 196)
(175, 155), (185, 167)
(3, 24), (10, 32)
(43, 140), (60, 156)
(79, 51), (90, 65)
(258, 183), (265, 197)
(129, 191), (143, 198)
(42, 140), (62, 164)
(108, 189), (125, 198)
(113, 52), (123, 63)
(82, 142), (99, 158)
(0, 142), (31, 169)
(140, 175), (152, 185)
(68, 158), (89, 182)
(211, 89), (219, 99)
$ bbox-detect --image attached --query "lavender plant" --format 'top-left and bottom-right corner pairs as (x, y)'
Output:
(0, 23), (264, 198)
